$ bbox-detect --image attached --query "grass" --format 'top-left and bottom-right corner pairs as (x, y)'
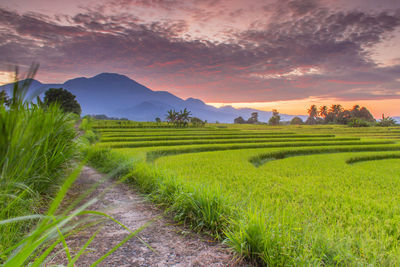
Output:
(346, 153), (400, 164)
(86, 121), (400, 265)
(0, 68), (143, 265)
(0, 73), (77, 256)
(99, 133), (319, 142)
(98, 137), (360, 148)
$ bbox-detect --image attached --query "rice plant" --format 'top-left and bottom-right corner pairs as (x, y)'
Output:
(86, 120), (400, 265)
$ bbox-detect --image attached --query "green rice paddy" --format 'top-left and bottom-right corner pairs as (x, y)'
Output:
(90, 123), (400, 265)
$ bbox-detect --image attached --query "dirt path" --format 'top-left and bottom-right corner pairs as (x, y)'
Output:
(51, 166), (246, 266)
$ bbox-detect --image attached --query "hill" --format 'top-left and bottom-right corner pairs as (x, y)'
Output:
(1, 73), (307, 123)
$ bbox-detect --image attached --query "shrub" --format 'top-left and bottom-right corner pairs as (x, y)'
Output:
(290, 117), (304, 125)
(348, 118), (371, 127)
(377, 115), (397, 127)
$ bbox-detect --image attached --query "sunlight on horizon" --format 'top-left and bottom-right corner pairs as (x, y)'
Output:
(207, 97), (400, 118)
(0, 71), (14, 86)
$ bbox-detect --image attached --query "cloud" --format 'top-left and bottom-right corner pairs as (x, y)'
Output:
(0, 1), (399, 103)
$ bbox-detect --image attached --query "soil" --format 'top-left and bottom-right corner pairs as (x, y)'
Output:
(50, 166), (248, 267)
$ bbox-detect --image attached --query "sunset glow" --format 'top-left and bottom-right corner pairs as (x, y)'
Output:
(208, 98), (400, 118)
(0, 0), (399, 116)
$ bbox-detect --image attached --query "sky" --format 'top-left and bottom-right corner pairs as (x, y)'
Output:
(0, 0), (400, 117)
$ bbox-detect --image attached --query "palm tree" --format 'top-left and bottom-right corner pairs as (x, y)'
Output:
(166, 109), (177, 124)
(329, 104), (343, 115)
(179, 108), (191, 127)
(352, 104), (360, 111)
(319, 105), (328, 119)
(307, 105), (318, 118)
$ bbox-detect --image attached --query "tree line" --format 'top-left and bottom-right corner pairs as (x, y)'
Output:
(306, 104), (396, 127)
(234, 110), (282, 125)
(233, 104), (397, 127)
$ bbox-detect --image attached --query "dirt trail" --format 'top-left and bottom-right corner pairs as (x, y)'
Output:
(52, 166), (246, 266)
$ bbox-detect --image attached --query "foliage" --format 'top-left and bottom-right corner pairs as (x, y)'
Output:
(155, 117), (161, 123)
(166, 108), (192, 127)
(247, 112), (259, 124)
(44, 88), (82, 115)
(305, 116), (317, 125)
(348, 118), (371, 127)
(290, 116), (303, 125)
(377, 114), (397, 127)
(268, 109), (280, 125)
(307, 104), (375, 125)
(319, 105), (328, 119)
(307, 105), (318, 118)
(0, 66), (77, 258)
(190, 117), (205, 127)
(0, 66), (147, 265)
(81, 130), (100, 144)
(79, 116), (93, 131)
(0, 90), (10, 107)
(233, 116), (246, 124)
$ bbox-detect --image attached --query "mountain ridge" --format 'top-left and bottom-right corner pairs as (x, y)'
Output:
(1, 73), (308, 123)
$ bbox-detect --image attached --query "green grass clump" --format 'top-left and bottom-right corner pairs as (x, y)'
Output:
(346, 153), (400, 164)
(0, 103), (76, 255)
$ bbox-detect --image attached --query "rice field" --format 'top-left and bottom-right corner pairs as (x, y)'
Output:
(89, 123), (400, 265)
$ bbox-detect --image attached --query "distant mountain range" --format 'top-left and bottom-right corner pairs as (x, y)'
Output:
(1, 73), (308, 123)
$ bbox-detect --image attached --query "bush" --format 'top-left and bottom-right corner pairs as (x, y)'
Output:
(79, 116), (93, 131)
(348, 118), (371, 127)
(290, 117), (303, 125)
(81, 129), (99, 144)
(377, 115), (397, 127)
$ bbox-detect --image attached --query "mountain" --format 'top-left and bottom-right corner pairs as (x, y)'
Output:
(393, 117), (400, 123)
(1, 73), (307, 123)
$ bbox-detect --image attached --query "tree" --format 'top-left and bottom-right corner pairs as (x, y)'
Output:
(268, 109), (280, 125)
(247, 112), (259, 124)
(377, 114), (396, 127)
(305, 117), (317, 125)
(0, 90), (10, 107)
(336, 110), (352, 124)
(44, 88), (81, 115)
(166, 109), (178, 124)
(290, 116), (303, 125)
(167, 108), (191, 127)
(305, 105), (318, 125)
(190, 117), (205, 127)
(358, 107), (375, 122)
(350, 104), (360, 118)
(319, 106), (328, 120)
(155, 117), (161, 123)
(177, 108), (191, 127)
(307, 105), (318, 118)
(234, 116), (246, 124)
(329, 104), (343, 117)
